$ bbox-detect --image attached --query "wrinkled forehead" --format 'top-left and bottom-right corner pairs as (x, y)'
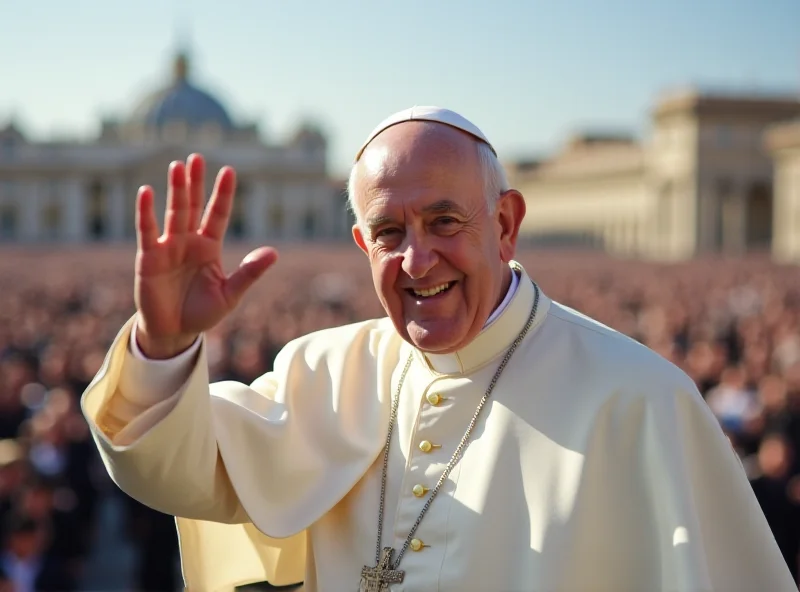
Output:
(353, 121), (483, 199)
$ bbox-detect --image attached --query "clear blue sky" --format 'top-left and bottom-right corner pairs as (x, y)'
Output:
(1, 0), (797, 177)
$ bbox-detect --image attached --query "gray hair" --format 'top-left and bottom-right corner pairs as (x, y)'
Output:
(347, 140), (509, 225)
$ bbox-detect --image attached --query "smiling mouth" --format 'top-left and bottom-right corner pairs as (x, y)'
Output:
(406, 281), (457, 298)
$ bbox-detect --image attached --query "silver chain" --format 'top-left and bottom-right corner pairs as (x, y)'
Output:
(373, 280), (540, 569)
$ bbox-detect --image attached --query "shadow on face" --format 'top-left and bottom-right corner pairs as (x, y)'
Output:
(350, 121), (526, 354)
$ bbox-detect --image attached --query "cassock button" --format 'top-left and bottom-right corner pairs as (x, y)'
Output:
(418, 440), (441, 453)
(412, 484), (429, 498)
(426, 392), (444, 406)
(410, 538), (428, 551)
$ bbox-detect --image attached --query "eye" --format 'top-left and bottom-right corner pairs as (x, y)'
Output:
(433, 216), (459, 226)
(374, 227), (401, 239)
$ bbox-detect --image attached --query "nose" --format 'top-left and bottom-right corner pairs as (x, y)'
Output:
(400, 235), (438, 280)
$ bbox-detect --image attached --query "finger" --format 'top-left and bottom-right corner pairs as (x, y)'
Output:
(164, 161), (189, 236)
(223, 247), (278, 306)
(199, 166), (236, 241)
(136, 186), (160, 251)
(186, 153), (205, 231)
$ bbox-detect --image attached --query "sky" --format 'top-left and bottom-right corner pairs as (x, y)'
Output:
(1, 0), (798, 177)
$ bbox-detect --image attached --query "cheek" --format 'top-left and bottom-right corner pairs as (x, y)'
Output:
(442, 234), (486, 274)
(444, 237), (498, 298)
(369, 252), (401, 294)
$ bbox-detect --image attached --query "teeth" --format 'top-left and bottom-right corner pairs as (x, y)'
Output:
(413, 283), (451, 297)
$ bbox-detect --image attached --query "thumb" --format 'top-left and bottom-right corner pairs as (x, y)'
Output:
(223, 246), (278, 305)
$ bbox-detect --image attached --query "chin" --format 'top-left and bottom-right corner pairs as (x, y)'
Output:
(405, 319), (470, 354)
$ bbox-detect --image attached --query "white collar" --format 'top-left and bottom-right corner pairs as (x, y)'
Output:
(484, 267), (519, 329)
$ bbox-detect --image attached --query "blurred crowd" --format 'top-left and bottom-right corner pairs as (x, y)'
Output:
(1, 245), (800, 590)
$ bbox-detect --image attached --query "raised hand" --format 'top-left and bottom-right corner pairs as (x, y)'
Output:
(133, 154), (277, 359)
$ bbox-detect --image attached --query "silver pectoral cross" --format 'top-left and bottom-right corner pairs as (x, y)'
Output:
(359, 547), (405, 592)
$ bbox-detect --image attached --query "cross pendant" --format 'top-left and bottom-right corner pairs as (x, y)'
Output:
(359, 547), (405, 592)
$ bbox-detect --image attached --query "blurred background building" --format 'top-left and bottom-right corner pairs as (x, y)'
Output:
(0, 52), (352, 246)
(506, 91), (800, 263)
(4, 60), (800, 267)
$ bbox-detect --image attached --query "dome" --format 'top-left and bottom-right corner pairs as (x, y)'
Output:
(129, 53), (233, 131)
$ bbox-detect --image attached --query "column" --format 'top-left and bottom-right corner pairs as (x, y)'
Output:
(311, 181), (335, 239)
(789, 166), (800, 259)
(614, 221), (625, 253)
(63, 178), (86, 242)
(282, 183), (306, 241)
(631, 218), (643, 256)
(770, 168), (786, 260)
(244, 181), (268, 240)
(265, 183), (284, 240)
(776, 165), (800, 261)
(108, 178), (127, 240)
(676, 181), (699, 259)
(20, 180), (41, 242)
(622, 220), (634, 254)
(696, 179), (719, 254)
(793, 168), (800, 259)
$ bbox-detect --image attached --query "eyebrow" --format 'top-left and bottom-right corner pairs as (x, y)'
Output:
(365, 200), (466, 231)
(364, 214), (394, 231)
(422, 199), (465, 216)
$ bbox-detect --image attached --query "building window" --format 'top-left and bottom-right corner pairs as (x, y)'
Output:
(229, 191), (245, 238)
(303, 210), (317, 238)
(714, 178), (733, 250)
(88, 180), (107, 239)
(746, 182), (772, 248)
(41, 202), (62, 239)
(0, 136), (14, 158)
(0, 204), (17, 238)
(0, 180), (12, 198)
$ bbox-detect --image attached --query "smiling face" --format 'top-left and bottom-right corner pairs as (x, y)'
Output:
(351, 121), (526, 354)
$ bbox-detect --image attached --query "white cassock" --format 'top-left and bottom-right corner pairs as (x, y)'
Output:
(81, 261), (795, 592)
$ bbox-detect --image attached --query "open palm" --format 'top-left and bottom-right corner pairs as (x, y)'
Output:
(134, 154), (277, 358)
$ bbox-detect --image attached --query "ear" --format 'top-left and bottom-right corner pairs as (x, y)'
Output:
(352, 224), (369, 256)
(494, 189), (526, 263)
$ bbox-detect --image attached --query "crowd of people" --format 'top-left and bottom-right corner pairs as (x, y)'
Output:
(1, 244), (799, 590)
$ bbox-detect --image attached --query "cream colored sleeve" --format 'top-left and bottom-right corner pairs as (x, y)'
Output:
(646, 385), (797, 591)
(80, 316), (248, 524)
(81, 314), (392, 535)
(98, 318), (202, 444)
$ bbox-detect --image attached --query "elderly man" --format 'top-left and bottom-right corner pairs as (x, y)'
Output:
(81, 107), (793, 592)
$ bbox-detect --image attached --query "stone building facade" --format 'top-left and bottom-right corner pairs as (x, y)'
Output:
(0, 53), (351, 245)
(506, 90), (800, 262)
